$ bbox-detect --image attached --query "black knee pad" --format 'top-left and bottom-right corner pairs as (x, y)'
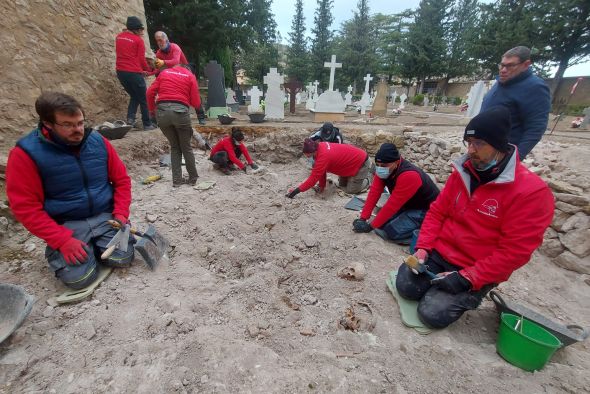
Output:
(61, 264), (99, 290)
(102, 249), (134, 268)
(395, 264), (426, 301)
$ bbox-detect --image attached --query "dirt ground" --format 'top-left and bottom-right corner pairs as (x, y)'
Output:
(1, 107), (589, 393)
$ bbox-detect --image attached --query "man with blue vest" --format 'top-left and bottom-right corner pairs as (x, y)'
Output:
(6, 92), (134, 289)
(480, 46), (551, 160)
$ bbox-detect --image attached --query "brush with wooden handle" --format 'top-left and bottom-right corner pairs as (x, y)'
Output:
(403, 255), (437, 279)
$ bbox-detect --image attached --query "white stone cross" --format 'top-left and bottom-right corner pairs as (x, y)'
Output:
(363, 74), (372, 94)
(323, 55), (342, 92)
(247, 86), (263, 113)
(347, 85), (353, 94)
(263, 68), (285, 119)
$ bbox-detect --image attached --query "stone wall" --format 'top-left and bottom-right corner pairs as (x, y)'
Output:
(0, 0), (147, 152)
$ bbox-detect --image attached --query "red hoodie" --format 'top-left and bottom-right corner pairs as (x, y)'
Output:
(416, 149), (554, 290)
(115, 31), (150, 73)
(298, 142), (367, 192)
(209, 136), (253, 170)
(156, 43), (188, 67)
(6, 130), (132, 250)
(146, 67), (201, 112)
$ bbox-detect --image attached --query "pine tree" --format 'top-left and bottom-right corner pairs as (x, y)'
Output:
(286, 0), (309, 82)
(310, 0), (334, 88)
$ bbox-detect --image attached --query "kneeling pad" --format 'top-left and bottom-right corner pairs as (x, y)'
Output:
(54, 266), (113, 305)
(386, 270), (433, 335)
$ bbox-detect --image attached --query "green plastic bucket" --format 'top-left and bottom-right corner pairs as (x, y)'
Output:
(496, 313), (562, 371)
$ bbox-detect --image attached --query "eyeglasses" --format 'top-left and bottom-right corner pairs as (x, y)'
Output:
(54, 120), (85, 130)
(498, 62), (523, 70)
(463, 139), (488, 149)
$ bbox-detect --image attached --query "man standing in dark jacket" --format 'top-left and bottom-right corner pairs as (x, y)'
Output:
(6, 92), (134, 289)
(480, 46), (550, 160)
(352, 143), (439, 243)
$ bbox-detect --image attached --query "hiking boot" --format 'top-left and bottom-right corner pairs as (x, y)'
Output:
(143, 123), (158, 131)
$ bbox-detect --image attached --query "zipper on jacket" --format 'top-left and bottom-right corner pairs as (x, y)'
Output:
(75, 156), (94, 215)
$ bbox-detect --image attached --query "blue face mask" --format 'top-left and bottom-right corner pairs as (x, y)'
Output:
(161, 42), (171, 53)
(474, 159), (497, 171)
(375, 166), (391, 179)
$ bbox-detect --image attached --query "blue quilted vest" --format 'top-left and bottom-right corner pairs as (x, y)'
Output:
(17, 128), (114, 222)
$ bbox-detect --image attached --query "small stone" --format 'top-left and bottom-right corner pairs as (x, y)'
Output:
(200, 374), (209, 384)
(554, 251), (590, 275)
(561, 212), (590, 232)
(46, 297), (59, 307)
(302, 235), (318, 248)
(301, 294), (318, 305)
(300, 327), (315, 336)
(247, 325), (260, 338)
(559, 229), (590, 257)
(91, 299), (101, 306)
(539, 238), (565, 258)
(198, 246), (209, 258)
(67, 373), (74, 383)
(146, 214), (158, 223)
(42, 306), (55, 318)
(555, 201), (582, 214)
(182, 379), (189, 386)
(24, 243), (36, 253)
(547, 180), (583, 195)
(554, 193), (590, 207)
(257, 320), (270, 330)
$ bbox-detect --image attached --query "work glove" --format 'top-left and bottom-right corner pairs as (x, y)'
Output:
(409, 248), (429, 275)
(250, 162), (259, 170)
(352, 218), (372, 233)
(155, 58), (165, 69)
(286, 187), (301, 199)
(59, 238), (89, 265)
(430, 271), (472, 294)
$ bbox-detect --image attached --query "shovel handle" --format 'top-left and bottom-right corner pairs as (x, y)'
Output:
(107, 220), (144, 237)
(101, 244), (117, 260)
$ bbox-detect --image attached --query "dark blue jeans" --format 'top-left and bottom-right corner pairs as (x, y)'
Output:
(116, 71), (150, 124)
(395, 250), (495, 328)
(381, 209), (426, 244)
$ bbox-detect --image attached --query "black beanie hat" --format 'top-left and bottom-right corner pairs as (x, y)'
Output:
(126, 16), (144, 30)
(464, 106), (511, 152)
(375, 143), (400, 163)
(231, 128), (244, 141)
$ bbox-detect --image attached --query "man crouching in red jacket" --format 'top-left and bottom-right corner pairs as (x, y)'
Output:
(396, 106), (554, 329)
(6, 92), (134, 289)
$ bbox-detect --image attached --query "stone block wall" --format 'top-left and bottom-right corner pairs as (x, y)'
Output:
(0, 0), (147, 152)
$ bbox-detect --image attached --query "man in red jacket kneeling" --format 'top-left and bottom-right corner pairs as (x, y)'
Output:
(6, 92), (134, 289)
(396, 106), (554, 328)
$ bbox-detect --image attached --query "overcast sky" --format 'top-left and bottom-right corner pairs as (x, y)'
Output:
(271, 0), (589, 78)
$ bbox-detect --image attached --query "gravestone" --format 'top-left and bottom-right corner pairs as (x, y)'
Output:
(263, 68), (285, 120)
(313, 55), (346, 121)
(441, 96), (447, 105)
(225, 88), (239, 113)
(345, 85), (353, 106)
(296, 92), (302, 105)
(248, 86), (263, 113)
(467, 80), (486, 117)
(582, 107), (590, 129)
(391, 90), (398, 104)
(284, 79), (303, 114)
(358, 73), (372, 115)
(204, 60), (228, 117)
(300, 91), (308, 103)
(399, 93), (407, 109)
(423, 95), (429, 107)
(371, 80), (389, 116)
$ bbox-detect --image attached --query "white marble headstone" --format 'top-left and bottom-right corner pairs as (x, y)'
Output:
(263, 68), (285, 120)
(423, 95), (429, 107)
(467, 80), (486, 117)
(225, 88), (237, 105)
(399, 93), (407, 109)
(324, 55), (342, 92)
(345, 85), (353, 106)
(247, 86), (263, 113)
(296, 92), (302, 105)
(358, 74), (372, 115)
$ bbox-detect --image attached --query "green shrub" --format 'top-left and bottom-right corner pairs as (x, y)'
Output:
(452, 97), (462, 105)
(553, 104), (587, 116)
(412, 94), (424, 106)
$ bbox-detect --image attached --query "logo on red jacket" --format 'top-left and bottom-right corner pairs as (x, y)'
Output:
(477, 199), (499, 218)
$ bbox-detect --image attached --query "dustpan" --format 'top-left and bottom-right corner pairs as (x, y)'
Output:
(489, 290), (588, 347)
(0, 284), (35, 344)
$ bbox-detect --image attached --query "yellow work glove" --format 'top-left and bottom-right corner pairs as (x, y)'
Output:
(155, 58), (165, 69)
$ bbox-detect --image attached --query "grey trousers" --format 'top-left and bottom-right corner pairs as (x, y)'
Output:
(338, 157), (374, 194)
(46, 212), (135, 289)
(157, 102), (198, 184)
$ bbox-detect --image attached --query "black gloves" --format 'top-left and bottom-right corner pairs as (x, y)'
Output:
(431, 271), (471, 294)
(352, 218), (373, 233)
(286, 187), (301, 199)
(250, 163), (259, 170)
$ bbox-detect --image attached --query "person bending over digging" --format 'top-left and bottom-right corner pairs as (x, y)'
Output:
(209, 128), (258, 175)
(352, 143), (439, 243)
(309, 122), (344, 143)
(6, 92), (135, 289)
(286, 138), (374, 198)
(396, 106), (554, 329)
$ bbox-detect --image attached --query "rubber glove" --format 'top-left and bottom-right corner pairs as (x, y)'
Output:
(155, 58), (165, 69)
(410, 249), (429, 274)
(59, 238), (88, 265)
(352, 219), (372, 233)
(250, 163), (259, 170)
(286, 187), (300, 199)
